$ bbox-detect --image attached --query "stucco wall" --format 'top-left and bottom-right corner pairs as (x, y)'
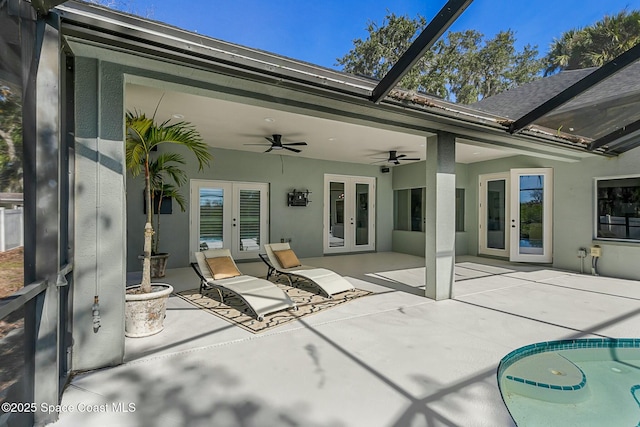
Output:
(126, 145), (393, 271)
(73, 58), (126, 370)
(391, 160), (470, 257)
(389, 148), (640, 281)
(465, 151), (640, 280)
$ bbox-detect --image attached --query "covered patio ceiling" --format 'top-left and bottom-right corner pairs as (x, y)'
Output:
(125, 83), (515, 165)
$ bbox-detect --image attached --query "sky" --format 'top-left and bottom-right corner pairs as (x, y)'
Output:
(125, 0), (640, 70)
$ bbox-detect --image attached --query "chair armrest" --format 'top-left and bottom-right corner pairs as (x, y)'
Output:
(259, 253), (276, 279)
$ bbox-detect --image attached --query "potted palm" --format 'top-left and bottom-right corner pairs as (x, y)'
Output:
(141, 152), (189, 278)
(125, 110), (211, 337)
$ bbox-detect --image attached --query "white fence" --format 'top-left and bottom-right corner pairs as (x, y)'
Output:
(0, 207), (23, 252)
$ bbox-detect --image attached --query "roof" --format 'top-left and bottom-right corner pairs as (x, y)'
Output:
(471, 68), (595, 119)
(55, 1), (634, 157)
(0, 193), (23, 204)
(470, 62), (640, 153)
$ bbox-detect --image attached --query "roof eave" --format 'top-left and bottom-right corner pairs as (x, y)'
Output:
(55, 1), (607, 158)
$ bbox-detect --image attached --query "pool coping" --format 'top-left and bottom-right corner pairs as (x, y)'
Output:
(497, 338), (640, 424)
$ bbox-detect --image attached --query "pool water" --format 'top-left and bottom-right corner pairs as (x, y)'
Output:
(498, 339), (640, 426)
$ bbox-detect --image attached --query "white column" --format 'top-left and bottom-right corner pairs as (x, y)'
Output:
(425, 132), (456, 300)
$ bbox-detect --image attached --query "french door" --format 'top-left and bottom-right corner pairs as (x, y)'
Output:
(190, 180), (269, 260)
(324, 174), (376, 253)
(479, 168), (553, 263)
(479, 173), (510, 258)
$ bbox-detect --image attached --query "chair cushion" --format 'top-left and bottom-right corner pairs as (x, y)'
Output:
(273, 249), (301, 269)
(205, 256), (241, 280)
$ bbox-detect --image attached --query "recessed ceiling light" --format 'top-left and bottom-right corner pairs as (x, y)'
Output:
(264, 117), (275, 123)
(419, 144), (425, 147)
(328, 137), (337, 141)
(472, 152), (480, 155)
(172, 114), (184, 119)
(569, 127), (575, 131)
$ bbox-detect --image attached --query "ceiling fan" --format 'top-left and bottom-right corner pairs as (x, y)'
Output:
(373, 150), (421, 165)
(245, 134), (308, 153)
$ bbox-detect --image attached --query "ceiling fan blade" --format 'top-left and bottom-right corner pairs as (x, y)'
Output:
(394, 160), (400, 165)
(402, 157), (421, 161)
(265, 136), (277, 144)
(264, 147), (273, 153)
(283, 142), (307, 146)
(283, 146), (302, 153)
(396, 154), (407, 159)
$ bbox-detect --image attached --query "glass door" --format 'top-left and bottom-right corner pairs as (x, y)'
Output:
(191, 180), (269, 260)
(509, 168), (553, 263)
(479, 173), (509, 257)
(233, 183), (269, 258)
(328, 181), (346, 249)
(324, 174), (375, 253)
(195, 182), (230, 252)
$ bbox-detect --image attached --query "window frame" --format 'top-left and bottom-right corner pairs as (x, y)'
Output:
(393, 187), (425, 232)
(594, 174), (640, 243)
(393, 186), (466, 233)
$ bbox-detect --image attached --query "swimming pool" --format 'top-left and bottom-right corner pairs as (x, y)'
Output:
(498, 338), (640, 426)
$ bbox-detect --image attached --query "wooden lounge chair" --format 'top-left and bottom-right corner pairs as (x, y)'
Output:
(191, 249), (296, 321)
(263, 243), (355, 298)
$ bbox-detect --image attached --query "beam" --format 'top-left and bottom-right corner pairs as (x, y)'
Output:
(370, 0), (473, 104)
(509, 42), (640, 134)
(31, 0), (68, 15)
(588, 117), (640, 152)
(607, 138), (640, 155)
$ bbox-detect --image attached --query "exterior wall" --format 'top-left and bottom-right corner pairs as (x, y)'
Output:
(465, 150), (640, 280)
(73, 58), (126, 369)
(391, 159), (470, 257)
(126, 145), (392, 271)
(391, 147), (640, 281)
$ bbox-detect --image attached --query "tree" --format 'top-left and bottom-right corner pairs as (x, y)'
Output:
(85, 0), (155, 18)
(0, 85), (23, 193)
(336, 12), (543, 104)
(148, 152), (188, 255)
(544, 9), (640, 75)
(126, 111), (211, 293)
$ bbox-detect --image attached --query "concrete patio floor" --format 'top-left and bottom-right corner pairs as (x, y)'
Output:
(51, 253), (640, 427)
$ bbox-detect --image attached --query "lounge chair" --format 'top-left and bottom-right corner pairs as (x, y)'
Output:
(263, 243), (355, 298)
(191, 249), (296, 321)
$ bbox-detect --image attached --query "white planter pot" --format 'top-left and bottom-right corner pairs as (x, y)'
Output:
(124, 284), (173, 338)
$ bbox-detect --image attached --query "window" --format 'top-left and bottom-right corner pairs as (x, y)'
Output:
(596, 177), (640, 241)
(394, 188), (424, 231)
(456, 188), (465, 232)
(394, 187), (465, 232)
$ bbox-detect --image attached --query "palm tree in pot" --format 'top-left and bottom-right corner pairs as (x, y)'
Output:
(125, 110), (211, 337)
(145, 152), (189, 278)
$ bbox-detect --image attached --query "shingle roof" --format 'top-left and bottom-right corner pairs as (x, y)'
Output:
(471, 68), (594, 119)
(469, 62), (640, 151)
(472, 62), (640, 120)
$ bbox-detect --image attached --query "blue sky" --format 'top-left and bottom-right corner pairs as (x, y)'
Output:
(130, 0), (638, 69)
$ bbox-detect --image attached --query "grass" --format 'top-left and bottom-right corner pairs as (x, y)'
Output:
(0, 247), (23, 299)
(0, 247), (24, 402)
